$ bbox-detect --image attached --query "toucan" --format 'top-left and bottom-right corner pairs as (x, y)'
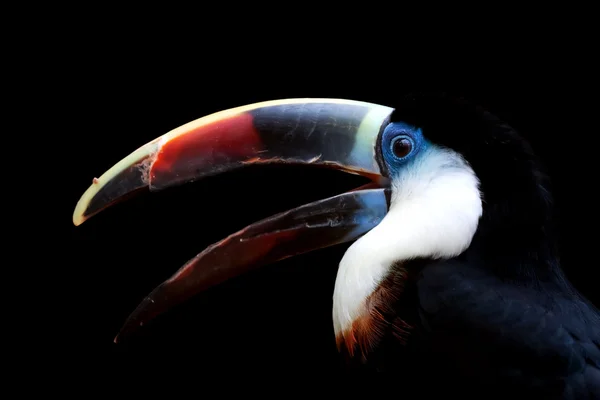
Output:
(73, 94), (599, 397)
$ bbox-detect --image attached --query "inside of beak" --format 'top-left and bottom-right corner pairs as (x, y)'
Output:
(114, 184), (390, 343)
(72, 98), (395, 342)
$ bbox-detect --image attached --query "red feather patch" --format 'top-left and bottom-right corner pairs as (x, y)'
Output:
(336, 266), (413, 361)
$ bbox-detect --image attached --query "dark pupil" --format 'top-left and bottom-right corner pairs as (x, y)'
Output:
(393, 138), (412, 158)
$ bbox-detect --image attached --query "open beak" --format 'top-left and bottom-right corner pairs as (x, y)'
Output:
(73, 98), (394, 342)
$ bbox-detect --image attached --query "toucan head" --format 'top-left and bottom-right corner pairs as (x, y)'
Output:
(73, 95), (553, 357)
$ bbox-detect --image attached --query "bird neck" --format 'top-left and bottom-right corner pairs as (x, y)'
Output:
(332, 154), (482, 342)
(466, 168), (569, 290)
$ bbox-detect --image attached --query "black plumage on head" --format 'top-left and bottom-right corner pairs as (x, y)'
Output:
(390, 92), (561, 284)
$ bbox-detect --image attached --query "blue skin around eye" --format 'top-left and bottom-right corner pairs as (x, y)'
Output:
(337, 123), (430, 242)
(381, 122), (429, 176)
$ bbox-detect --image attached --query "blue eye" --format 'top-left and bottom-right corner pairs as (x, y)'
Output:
(378, 122), (424, 176)
(390, 135), (415, 160)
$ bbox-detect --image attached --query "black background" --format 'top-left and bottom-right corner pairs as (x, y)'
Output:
(44, 22), (598, 390)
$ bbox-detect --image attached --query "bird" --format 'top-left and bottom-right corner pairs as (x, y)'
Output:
(73, 94), (599, 398)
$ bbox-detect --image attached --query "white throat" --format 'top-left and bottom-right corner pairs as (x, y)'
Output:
(332, 145), (483, 337)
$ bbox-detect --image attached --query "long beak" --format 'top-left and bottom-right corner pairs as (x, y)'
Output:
(72, 98), (394, 342)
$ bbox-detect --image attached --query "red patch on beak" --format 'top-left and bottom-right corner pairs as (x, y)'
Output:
(150, 112), (263, 188)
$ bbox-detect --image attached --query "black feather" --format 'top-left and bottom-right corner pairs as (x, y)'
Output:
(360, 93), (600, 398)
(413, 261), (600, 398)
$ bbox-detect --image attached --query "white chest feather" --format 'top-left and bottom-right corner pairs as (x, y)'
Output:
(332, 146), (483, 337)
